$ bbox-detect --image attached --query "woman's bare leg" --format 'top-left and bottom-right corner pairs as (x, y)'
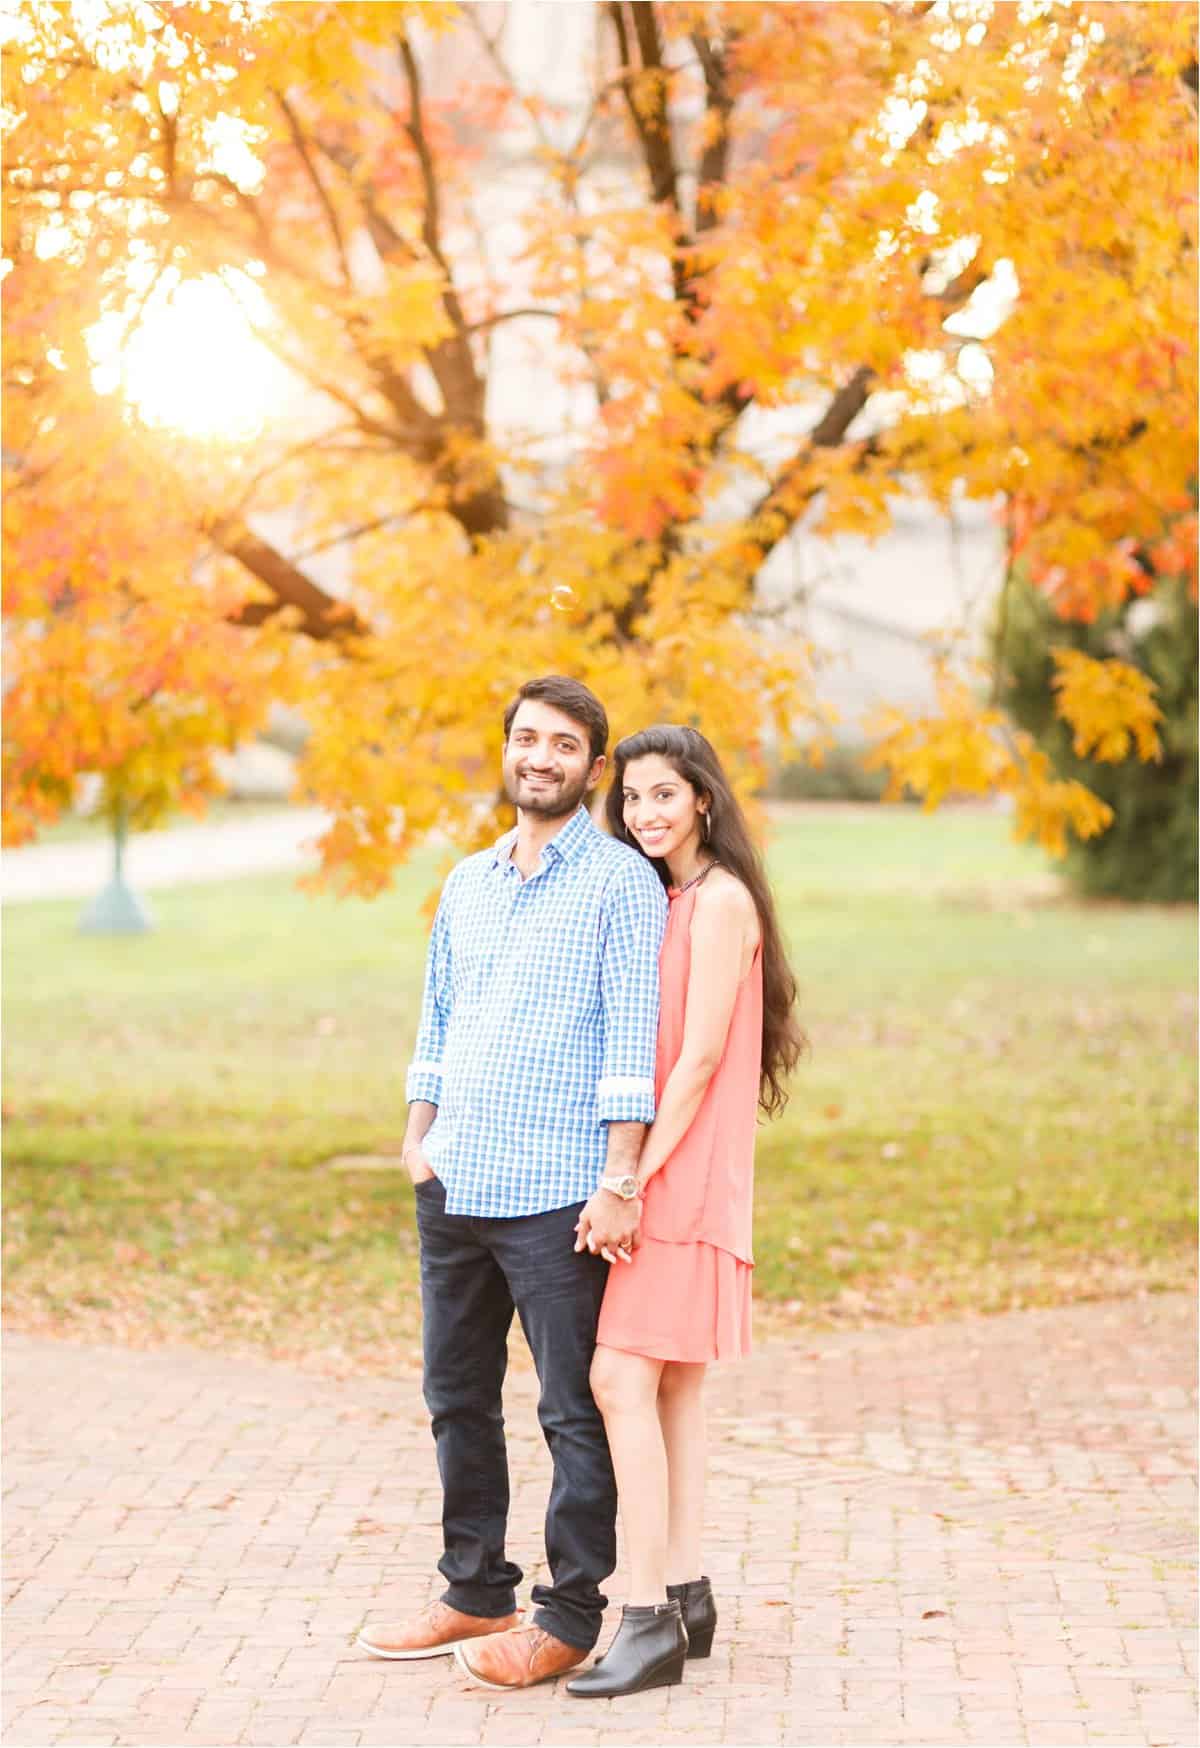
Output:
(657, 1361), (708, 1585)
(590, 1345), (668, 1604)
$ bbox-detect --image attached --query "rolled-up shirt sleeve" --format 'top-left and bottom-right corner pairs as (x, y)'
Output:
(596, 862), (668, 1123)
(406, 878), (455, 1106)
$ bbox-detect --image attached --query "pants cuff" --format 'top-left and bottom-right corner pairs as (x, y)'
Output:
(531, 1604), (598, 1653)
(442, 1587), (519, 1621)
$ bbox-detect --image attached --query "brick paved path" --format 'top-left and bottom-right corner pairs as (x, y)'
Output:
(4, 1295), (1196, 1748)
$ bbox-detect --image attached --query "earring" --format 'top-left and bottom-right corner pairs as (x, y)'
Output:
(702, 811), (710, 842)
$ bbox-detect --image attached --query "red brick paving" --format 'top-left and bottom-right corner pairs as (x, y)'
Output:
(4, 1294), (1196, 1747)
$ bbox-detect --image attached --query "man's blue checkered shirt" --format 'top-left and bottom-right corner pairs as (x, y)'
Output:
(407, 805), (669, 1217)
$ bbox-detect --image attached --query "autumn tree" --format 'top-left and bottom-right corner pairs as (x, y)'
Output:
(997, 560), (1197, 901)
(3, 0), (1196, 891)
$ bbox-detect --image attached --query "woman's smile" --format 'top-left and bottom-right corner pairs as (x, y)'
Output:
(633, 823), (670, 849)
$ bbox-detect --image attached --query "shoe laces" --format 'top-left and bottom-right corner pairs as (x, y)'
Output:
(516, 1625), (554, 1663)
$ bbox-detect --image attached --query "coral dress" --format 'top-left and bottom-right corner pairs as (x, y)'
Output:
(596, 877), (761, 1363)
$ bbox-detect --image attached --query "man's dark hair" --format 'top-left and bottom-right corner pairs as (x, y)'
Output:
(502, 676), (608, 763)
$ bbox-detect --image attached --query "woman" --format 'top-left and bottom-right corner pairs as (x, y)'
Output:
(567, 725), (804, 1700)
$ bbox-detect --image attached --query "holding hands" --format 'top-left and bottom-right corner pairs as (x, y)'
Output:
(574, 1186), (642, 1266)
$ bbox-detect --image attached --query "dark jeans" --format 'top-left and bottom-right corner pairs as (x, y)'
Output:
(413, 1176), (616, 1651)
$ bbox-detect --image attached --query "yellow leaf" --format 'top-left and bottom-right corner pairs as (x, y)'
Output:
(1050, 649), (1163, 764)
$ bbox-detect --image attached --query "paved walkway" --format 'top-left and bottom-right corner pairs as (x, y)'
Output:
(4, 1295), (1196, 1748)
(1, 811), (330, 904)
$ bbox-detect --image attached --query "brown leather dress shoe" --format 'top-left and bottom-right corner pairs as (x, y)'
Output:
(357, 1599), (519, 1660)
(454, 1624), (588, 1690)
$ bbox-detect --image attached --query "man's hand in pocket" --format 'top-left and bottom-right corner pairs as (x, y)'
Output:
(403, 1142), (437, 1186)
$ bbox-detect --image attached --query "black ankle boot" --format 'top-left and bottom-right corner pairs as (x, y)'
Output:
(666, 1577), (717, 1659)
(565, 1601), (688, 1698)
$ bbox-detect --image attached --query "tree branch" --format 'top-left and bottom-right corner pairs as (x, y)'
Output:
(397, 34), (472, 354)
(464, 307), (559, 335)
(604, 3), (740, 416)
(395, 31), (485, 428)
(626, 3), (682, 211)
(156, 87), (178, 201)
(301, 135), (448, 441)
(189, 172), (367, 303)
(746, 367), (877, 550)
(262, 131), (510, 537)
(608, 2), (689, 311)
(209, 518), (370, 642)
(235, 315), (416, 450)
(690, 31), (733, 234)
(397, 33), (452, 281)
(460, 9), (613, 407)
(225, 423), (375, 518)
(209, 171), (276, 262)
(612, 368), (876, 644)
(274, 89), (353, 287)
(289, 513), (415, 563)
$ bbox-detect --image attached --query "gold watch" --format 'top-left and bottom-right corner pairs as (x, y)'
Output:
(600, 1174), (640, 1200)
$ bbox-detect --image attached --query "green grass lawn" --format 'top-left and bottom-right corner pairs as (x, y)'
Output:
(4, 806), (1195, 1373)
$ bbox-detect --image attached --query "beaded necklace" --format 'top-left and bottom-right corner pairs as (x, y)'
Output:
(671, 859), (720, 896)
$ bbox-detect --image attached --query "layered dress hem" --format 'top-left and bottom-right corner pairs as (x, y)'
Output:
(596, 1235), (752, 1363)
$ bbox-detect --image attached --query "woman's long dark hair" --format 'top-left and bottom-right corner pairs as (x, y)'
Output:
(605, 724), (806, 1117)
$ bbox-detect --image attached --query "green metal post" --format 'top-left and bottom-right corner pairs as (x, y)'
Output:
(79, 800), (153, 934)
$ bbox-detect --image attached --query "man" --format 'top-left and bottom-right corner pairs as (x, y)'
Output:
(357, 676), (667, 1690)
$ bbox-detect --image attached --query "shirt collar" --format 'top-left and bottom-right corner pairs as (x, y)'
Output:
(489, 804), (596, 869)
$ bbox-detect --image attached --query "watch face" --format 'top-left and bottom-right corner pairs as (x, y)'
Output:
(605, 1175), (637, 1198)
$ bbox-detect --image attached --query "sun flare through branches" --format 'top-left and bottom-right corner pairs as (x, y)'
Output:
(89, 271), (294, 444)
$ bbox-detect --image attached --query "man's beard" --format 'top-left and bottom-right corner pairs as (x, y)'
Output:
(503, 766), (591, 819)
